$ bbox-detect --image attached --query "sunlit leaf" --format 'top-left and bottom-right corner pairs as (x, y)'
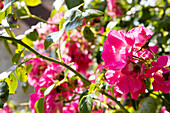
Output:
(5, 73), (18, 94)
(15, 66), (28, 82)
(35, 97), (44, 113)
(88, 83), (96, 94)
(25, 0), (41, 7)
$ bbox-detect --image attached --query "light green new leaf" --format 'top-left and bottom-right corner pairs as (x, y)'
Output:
(35, 97), (44, 113)
(25, 0), (41, 7)
(5, 73), (18, 94)
(88, 83), (96, 94)
(15, 66), (28, 82)
(0, 12), (5, 23)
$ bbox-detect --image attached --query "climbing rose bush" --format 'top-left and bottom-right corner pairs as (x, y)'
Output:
(0, 0), (170, 113)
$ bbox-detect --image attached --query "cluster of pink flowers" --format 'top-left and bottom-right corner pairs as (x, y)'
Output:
(106, 0), (123, 17)
(101, 26), (170, 100)
(26, 12), (94, 113)
(27, 57), (80, 113)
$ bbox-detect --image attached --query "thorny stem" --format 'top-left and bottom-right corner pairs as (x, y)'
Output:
(0, 35), (130, 113)
(0, 36), (91, 85)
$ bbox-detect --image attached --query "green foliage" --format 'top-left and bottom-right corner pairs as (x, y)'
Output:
(138, 96), (158, 113)
(5, 73), (18, 94)
(12, 49), (24, 64)
(82, 9), (104, 19)
(26, 29), (39, 41)
(34, 97), (44, 113)
(44, 81), (59, 96)
(0, 81), (9, 108)
(79, 95), (93, 113)
(83, 26), (95, 42)
(88, 83), (96, 94)
(65, 0), (84, 9)
(0, 12), (5, 23)
(15, 66), (28, 82)
(44, 39), (53, 50)
(25, 0), (42, 7)
(64, 8), (83, 31)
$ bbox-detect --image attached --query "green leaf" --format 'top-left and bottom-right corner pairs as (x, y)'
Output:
(12, 49), (24, 64)
(46, 28), (65, 43)
(59, 18), (66, 30)
(25, 0), (42, 6)
(95, 72), (104, 84)
(88, 83), (96, 94)
(0, 81), (9, 108)
(15, 66), (28, 82)
(138, 96), (157, 113)
(44, 81), (59, 96)
(64, 8), (83, 31)
(0, 12), (5, 23)
(82, 9), (104, 19)
(65, 0), (84, 9)
(83, 26), (95, 42)
(25, 29), (39, 41)
(1, 0), (18, 12)
(22, 36), (34, 48)
(0, 65), (17, 80)
(26, 63), (33, 74)
(34, 97), (44, 113)
(5, 73), (18, 94)
(79, 95), (93, 113)
(44, 39), (53, 50)
(79, 89), (88, 102)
